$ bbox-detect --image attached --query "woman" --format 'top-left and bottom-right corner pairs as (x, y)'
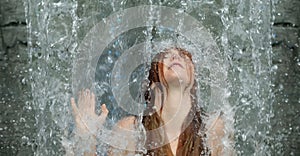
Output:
(71, 47), (225, 156)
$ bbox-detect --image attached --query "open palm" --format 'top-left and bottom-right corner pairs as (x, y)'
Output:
(71, 89), (109, 137)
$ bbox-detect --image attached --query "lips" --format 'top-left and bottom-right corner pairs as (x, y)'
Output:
(168, 62), (184, 69)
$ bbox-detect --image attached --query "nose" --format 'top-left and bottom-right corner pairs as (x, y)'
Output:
(170, 53), (181, 61)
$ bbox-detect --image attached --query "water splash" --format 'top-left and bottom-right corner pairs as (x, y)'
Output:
(24, 0), (276, 155)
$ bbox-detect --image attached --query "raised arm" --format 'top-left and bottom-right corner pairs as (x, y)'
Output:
(70, 89), (109, 156)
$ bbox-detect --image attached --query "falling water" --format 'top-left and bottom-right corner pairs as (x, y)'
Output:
(15, 0), (283, 155)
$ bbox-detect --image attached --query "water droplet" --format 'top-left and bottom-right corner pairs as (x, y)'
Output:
(50, 129), (52, 137)
(241, 98), (247, 103)
(237, 67), (243, 72)
(21, 78), (26, 85)
(21, 136), (29, 142)
(178, 9), (184, 13)
(279, 84), (283, 90)
(26, 106), (32, 110)
(181, 1), (187, 6)
(242, 134), (247, 141)
(115, 51), (120, 57)
(107, 56), (113, 63)
(20, 117), (26, 122)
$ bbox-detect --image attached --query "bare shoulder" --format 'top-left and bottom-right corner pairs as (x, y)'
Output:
(207, 112), (225, 138)
(108, 116), (138, 155)
(114, 116), (137, 131)
(211, 117), (225, 135)
(206, 112), (225, 156)
(206, 112), (236, 156)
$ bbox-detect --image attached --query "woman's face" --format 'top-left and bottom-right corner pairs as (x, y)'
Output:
(161, 49), (194, 87)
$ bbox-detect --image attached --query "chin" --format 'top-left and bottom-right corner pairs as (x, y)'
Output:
(165, 75), (189, 87)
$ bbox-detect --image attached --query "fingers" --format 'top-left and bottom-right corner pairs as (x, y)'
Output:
(77, 89), (94, 113)
(98, 104), (109, 124)
(72, 91), (109, 127)
(71, 97), (91, 135)
(187, 62), (195, 89)
(70, 97), (77, 114)
(84, 89), (91, 112)
(101, 104), (109, 116)
(85, 89), (96, 114)
(70, 97), (80, 122)
(71, 93), (109, 136)
(90, 92), (96, 113)
(77, 89), (85, 110)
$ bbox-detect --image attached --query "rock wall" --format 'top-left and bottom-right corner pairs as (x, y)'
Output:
(271, 0), (300, 154)
(0, 0), (36, 155)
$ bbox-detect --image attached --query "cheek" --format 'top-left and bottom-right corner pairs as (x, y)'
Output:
(162, 65), (168, 76)
(158, 64), (169, 85)
(186, 63), (194, 80)
(162, 67), (174, 83)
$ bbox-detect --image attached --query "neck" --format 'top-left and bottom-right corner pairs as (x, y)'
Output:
(159, 86), (192, 143)
(160, 86), (192, 123)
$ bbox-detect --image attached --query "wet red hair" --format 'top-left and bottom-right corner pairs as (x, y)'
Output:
(142, 47), (209, 156)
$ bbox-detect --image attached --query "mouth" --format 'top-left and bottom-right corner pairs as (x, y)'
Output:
(168, 62), (184, 69)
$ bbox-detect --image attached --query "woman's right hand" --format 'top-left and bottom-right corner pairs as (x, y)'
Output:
(70, 89), (109, 137)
